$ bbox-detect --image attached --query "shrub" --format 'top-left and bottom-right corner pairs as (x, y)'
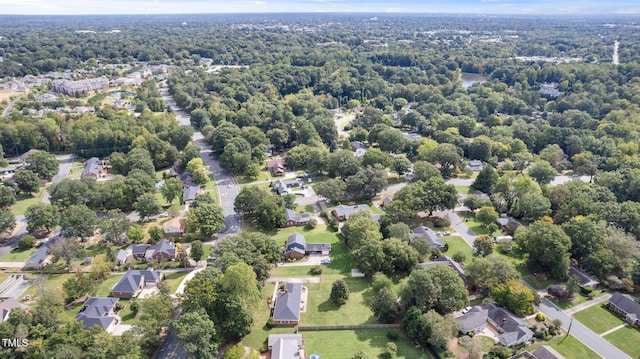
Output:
(304, 218), (317, 230)
(130, 298), (139, 315)
(18, 235), (36, 250)
(330, 279), (349, 305)
(552, 319), (563, 328)
(536, 313), (545, 322)
(434, 216), (451, 228)
(549, 326), (557, 336)
(266, 317), (275, 329)
(452, 251), (466, 263)
(309, 266), (323, 275)
(386, 330), (399, 341)
(581, 285), (593, 294)
(547, 285), (568, 301)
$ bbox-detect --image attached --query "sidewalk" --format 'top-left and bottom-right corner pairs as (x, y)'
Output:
(0, 262), (26, 268)
(565, 293), (612, 315)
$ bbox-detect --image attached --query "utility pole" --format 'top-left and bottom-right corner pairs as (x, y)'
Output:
(560, 317), (573, 344)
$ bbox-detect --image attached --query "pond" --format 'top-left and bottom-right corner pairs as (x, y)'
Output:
(460, 72), (489, 89)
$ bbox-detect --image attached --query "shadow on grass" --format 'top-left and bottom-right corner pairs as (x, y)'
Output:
(318, 298), (341, 312)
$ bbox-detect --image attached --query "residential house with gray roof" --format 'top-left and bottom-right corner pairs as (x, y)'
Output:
(608, 292), (640, 325)
(332, 204), (373, 221)
(182, 183), (201, 205)
(568, 266), (599, 289)
(283, 233), (331, 259)
(458, 304), (533, 347)
(410, 226), (444, 249)
(273, 283), (302, 325)
(0, 298), (28, 322)
(268, 334), (303, 359)
(111, 269), (163, 298)
(76, 297), (119, 331)
(283, 209), (311, 227)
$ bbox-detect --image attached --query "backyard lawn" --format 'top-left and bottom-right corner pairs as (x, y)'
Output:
(0, 247), (36, 262)
(303, 329), (430, 359)
(573, 305), (624, 334)
(442, 235), (473, 264)
(301, 275), (375, 326)
(271, 225), (341, 249)
(604, 325), (640, 358)
(94, 274), (124, 297)
(118, 298), (142, 325)
(235, 171), (270, 184)
(22, 273), (75, 300)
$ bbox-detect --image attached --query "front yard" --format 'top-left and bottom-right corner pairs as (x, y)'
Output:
(573, 305), (624, 334)
(163, 270), (190, 293)
(528, 334), (600, 359)
(10, 186), (47, 215)
(442, 235), (473, 264)
(604, 325), (640, 358)
(0, 247), (37, 262)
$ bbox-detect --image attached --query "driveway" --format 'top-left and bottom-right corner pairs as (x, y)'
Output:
(436, 210), (476, 247)
(537, 297), (630, 359)
(279, 255), (329, 267)
(0, 216), (27, 259)
(42, 154), (75, 204)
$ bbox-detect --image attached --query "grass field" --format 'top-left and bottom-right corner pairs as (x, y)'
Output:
(118, 298), (141, 325)
(163, 271), (190, 293)
(604, 325), (640, 358)
(11, 186), (47, 215)
(94, 274), (124, 297)
(442, 235), (473, 264)
(271, 225), (341, 248)
(66, 160), (85, 180)
(527, 334), (600, 359)
(235, 171), (270, 184)
(22, 273), (75, 300)
(0, 247), (36, 262)
(455, 185), (472, 195)
(573, 305), (624, 334)
(303, 330), (430, 359)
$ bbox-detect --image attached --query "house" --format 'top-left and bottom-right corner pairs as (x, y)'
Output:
(274, 179), (304, 196)
(496, 216), (521, 233)
(266, 159), (286, 176)
(131, 239), (177, 263)
(510, 346), (565, 359)
(163, 216), (186, 237)
(76, 297), (119, 331)
(350, 141), (368, 157)
(401, 132), (422, 141)
(0, 297), (28, 322)
(283, 233), (331, 259)
(52, 77), (110, 96)
(115, 249), (132, 266)
(268, 334), (303, 359)
(459, 304), (533, 347)
(273, 283), (302, 325)
(283, 209), (311, 227)
(409, 226), (444, 249)
(81, 157), (105, 178)
(23, 239), (54, 270)
(331, 204), (372, 221)
(608, 292), (640, 325)
(418, 256), (465, 280)
(467, 160), (487, 171)
(381, 197), (393, 207)
(568, 266), (599, 289)
(182, 184), (201, 205)
(111, 269), (163, 298)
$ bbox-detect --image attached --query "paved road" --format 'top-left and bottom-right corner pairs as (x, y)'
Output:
(152, 309), (186, 359)
(0, 216), (26, 259)
(160, 86), (241, 241)
(440, 210), (476, 247)
(2, 99), (17, 118)
(42, 154), (75, 204)
(537, 298), (630, 359)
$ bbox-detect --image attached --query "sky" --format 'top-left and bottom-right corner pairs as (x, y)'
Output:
(0, 0), (639, 15)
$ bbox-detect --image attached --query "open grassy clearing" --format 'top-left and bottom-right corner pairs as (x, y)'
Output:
(604, 325), (640, 358)
(271, 224), (341, 248)
(66, 160), (85, 180)
(11, 186), (47, 215)
(573, 304), (624, 334)
(455, 185), (472, 194)
(235, 170), (270, 184)
(22, 273), (75, 300)
(163, 271), (190, 293)
(303, 329), (430, 359)
(94, 274), (124, 297)
(0, 247), (37, 262)
(442, 235), (473, 264)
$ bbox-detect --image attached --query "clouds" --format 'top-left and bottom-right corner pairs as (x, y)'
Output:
(0, 0), (639, 15)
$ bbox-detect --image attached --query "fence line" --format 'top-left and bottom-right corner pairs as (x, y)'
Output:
(297, 324), (402, 331)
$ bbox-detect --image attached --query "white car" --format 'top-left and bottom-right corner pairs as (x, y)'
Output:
(443, 231), (451, 236)
(461, 306), (472, 314)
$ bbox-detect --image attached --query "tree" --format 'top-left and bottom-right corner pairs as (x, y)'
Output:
(173, 309), (218, 359)
(187, 158), (209, 186)
(211, 232), (280, 282)
(90, 253), (113, 281)
(473, 235), (494, 257)
(26, 151), (59, 180)
(345, 164), (388, 200)
(394, 178), (457, 215)
(127, 224), (145, 244)
(371, 288), (398, 323)
(330, 279), (350, 305)
(98, 209), (130, 245)
(382, 238), (418, 273)
(561, 217), (607, 262)
(411, 161), (442, 182)
(355, 240), (391, 276)
(341, 211), (381, 250)
(18, 235), (36, 250)
(315, 178), (347, 202)
(475, 206), (498, 228)
(134, 193), (161, 220)
(427, 143), (461, 178)
(48, 178), (89, 208)
(392, 155), (412, 177)
(465, 255), (520, 294)
(222, 262), (260, 303)
(528, 161), (556, 185)
(59, 205), (97, 241)
(186, 203), (225, 237)
(566, 274), (579, 299)
(424, 310), (460, 351)
(0, 210), (15, 235)
(13, 169), (40, 194)
(224, 344), (250, 359)
(492, 279), (535, 316)
(25, 203), (59, 233)
(572, 152), (598, 182)
(255, 195), (286, 230)
(352, 351), (370, 359)
(124, 147), (156, 177)
(402, 307), (431, 348)
(516, 221), (571, 279)
(161, 177), (183, 204)
(516, 191), (551, 220)
(361, 148), (391, 168)
(213, 295), (253, 342)
(48, 237), (83, 271)
(468, 137), (493, 161)
(472, 165), (498, 194)
(377, 129), (406, 153)
(190, 240), (204, 262)
(463, 195), (491, 212)
(387, 222), (411, 241)
(182, 268), (222, 315)
(327, 150), (361, 178)
(0, 186), (16, 209)
(401, 266), (469, 314)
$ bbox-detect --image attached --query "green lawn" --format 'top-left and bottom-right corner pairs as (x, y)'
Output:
(0, 247), (36, 262)
(204, 174), (220, 204)
(11, 186), (47, 215)
(573, 305), (624, 334)
(442, 235), (473, 264)
(455, 185), (472, 195)
(303, 330), (430, 359)
(202, 244), (213, 260)
(476, 335), (495, 352)
(604, 325), (640, 358)
(23, 273), (75, 300)
(271, 225), (341, 248)
(527, 334), (600, 359)
(301, 275), (375, 326)
(118, 298), (142, 325)
(94, 274), (124, 297)
(235, 171), (270, 184)
(548, 290), (607, 310)
(163, 271), (190, 293)
(66, 160), (85, 180)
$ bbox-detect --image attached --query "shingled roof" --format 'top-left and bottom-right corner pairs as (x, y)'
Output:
(273, 283), (302, 322)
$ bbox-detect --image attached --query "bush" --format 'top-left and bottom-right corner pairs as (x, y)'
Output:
(549, 326), (557, 336)
(434, 216), (451, 228)
(309, 266), (323, 275)
(266, 317), (275, 329)
(581, 285), (593, 294)
(18, 235), (36, 250)
(536, 313), (545, 322)
(304, 218), (317, 230)
(386, 330), (399, 341)
(452, 251), (466, 263)
(130, 298), (139, 315)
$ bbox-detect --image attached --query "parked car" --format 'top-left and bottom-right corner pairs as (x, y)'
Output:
(443, 231), (451, 236)
(461, 306), (472, 314)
